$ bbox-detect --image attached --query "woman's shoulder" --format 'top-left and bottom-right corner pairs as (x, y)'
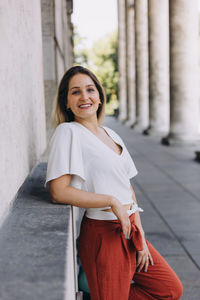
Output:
(54, 122), (78, 135)
(50, 122), (79, 143)
(55, 122), (72, 131)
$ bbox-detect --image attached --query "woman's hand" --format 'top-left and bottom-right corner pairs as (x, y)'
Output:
(136, 238), (154, 272)
(110, 197), (131, 239)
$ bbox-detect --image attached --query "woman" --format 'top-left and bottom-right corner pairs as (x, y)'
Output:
(45, 66), (183, 300)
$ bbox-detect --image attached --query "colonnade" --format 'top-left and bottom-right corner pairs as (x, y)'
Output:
(117, 0), (200, 143)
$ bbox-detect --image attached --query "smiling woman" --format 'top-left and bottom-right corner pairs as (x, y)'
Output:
(46, 65), (183, 300)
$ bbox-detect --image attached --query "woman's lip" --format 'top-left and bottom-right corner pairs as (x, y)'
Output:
(79, 104), (92, 109)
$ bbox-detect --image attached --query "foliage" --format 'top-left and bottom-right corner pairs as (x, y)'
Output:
(73, 29), (119, 109)
(73, 26), (89, 67)
(88, 31), (119, 103)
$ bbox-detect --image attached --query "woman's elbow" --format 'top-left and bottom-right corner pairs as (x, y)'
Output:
(48, 175), (71, 204)
(49, 189), (59, 203)
(51, 194), (58, 203)
(49, 182), (61, 203)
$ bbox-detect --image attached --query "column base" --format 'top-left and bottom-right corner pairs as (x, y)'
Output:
(195, 151), (200, 162)
(131, 122), (149, 133)
(147, 128), (169, 137)
(161, 132), (200, 146)
(124, 119), (136, 127)
(141, 125), (168, 137)
(118, 114), (127, 123)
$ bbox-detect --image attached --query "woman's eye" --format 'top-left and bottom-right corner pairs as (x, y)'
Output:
(72, 90), (79, 95)
(88, 88), (95, 92)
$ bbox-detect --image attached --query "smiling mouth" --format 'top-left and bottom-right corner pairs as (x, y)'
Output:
(79, 104), (92, 109)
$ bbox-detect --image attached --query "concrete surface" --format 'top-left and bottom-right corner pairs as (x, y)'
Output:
(0, 163), (69, 300)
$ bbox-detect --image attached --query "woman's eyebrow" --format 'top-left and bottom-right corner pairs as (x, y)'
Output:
(71, 86), (79, 90)
(70, 84), (95, 90)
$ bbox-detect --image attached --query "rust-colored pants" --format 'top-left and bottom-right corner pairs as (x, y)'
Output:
(78, 212), (183, 300)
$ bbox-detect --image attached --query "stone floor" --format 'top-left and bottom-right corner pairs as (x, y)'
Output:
(102, 116), (200, 300)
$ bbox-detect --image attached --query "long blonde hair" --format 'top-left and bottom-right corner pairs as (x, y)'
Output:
(51, 66), (106, 129)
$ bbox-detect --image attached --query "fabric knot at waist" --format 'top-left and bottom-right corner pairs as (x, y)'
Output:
(83, 211), (144, 251)
(111, 220), (144, 252)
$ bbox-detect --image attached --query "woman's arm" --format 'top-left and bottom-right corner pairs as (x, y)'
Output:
(49, 174), (114, 208)
(49, 174), (132, 240)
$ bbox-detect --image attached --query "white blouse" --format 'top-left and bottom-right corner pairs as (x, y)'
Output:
(44, 121), (143, 220)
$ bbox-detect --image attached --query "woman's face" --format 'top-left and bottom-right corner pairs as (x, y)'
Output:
(67, 73), (100, 122)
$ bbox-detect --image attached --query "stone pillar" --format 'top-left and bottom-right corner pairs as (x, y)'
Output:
(148, 0), (169, 136)
(41, 0), (57, 138)
(65, 0), (74, 69)
(125, 0), (136, 127)
(118, 0), (127, 122)
(134, 0), (149, 131)
(168, 0), (200, 143)
(41, 0), (73, 138)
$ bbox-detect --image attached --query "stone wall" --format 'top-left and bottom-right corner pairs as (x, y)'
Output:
(0, 0), (46, 224)
(0, 0), (74, 225)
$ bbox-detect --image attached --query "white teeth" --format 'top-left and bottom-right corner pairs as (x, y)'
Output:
(79, 104), (92, 108)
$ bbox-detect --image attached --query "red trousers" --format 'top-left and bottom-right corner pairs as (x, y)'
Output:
(78, 212), (183, 300)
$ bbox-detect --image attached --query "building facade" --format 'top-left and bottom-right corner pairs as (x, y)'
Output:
(0, 0), (73, 224)
(117, 0), (200, 144)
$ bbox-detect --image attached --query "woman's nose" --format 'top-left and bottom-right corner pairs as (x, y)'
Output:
(80, 90), (88, 100)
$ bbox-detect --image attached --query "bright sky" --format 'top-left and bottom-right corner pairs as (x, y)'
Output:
(72, 0), (200, 49)
(72, 0), (117, 48)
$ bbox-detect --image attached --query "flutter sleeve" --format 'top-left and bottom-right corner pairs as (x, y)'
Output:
(123, 145), (138, 179)
(44, 123), (86, 189)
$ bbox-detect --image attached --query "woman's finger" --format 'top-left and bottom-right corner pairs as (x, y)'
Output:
(122, 218), (131, 239)
(148, 252), (154, 266)
(122, 225), (129, 238)
(136, 251), (143, 267)
(137, 255), (146, 272)
(127, 219), (131, 239)
(144, 256), (149, 272)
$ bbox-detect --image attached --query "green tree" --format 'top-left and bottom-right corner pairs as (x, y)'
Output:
(89, 31), (118, 103)
(73, 29), (119, 115)
(73, 26), (89, 66)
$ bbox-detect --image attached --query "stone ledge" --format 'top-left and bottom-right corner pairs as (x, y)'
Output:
(0, 162), (70, 300)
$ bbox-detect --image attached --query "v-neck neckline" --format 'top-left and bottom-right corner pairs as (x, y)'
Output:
(73, 121), (124, 157)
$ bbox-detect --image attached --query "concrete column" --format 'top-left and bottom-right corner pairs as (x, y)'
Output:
(41, 0), (73, 138)
(134, 0), (149, 131)
(41, 0), (57, 138)
(118, 0), (127, 122)
(148, 0), (169, 136)
(125, 0), (136, 127)
(64, 0), (74, 69)
(168, 0), (200, 143)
